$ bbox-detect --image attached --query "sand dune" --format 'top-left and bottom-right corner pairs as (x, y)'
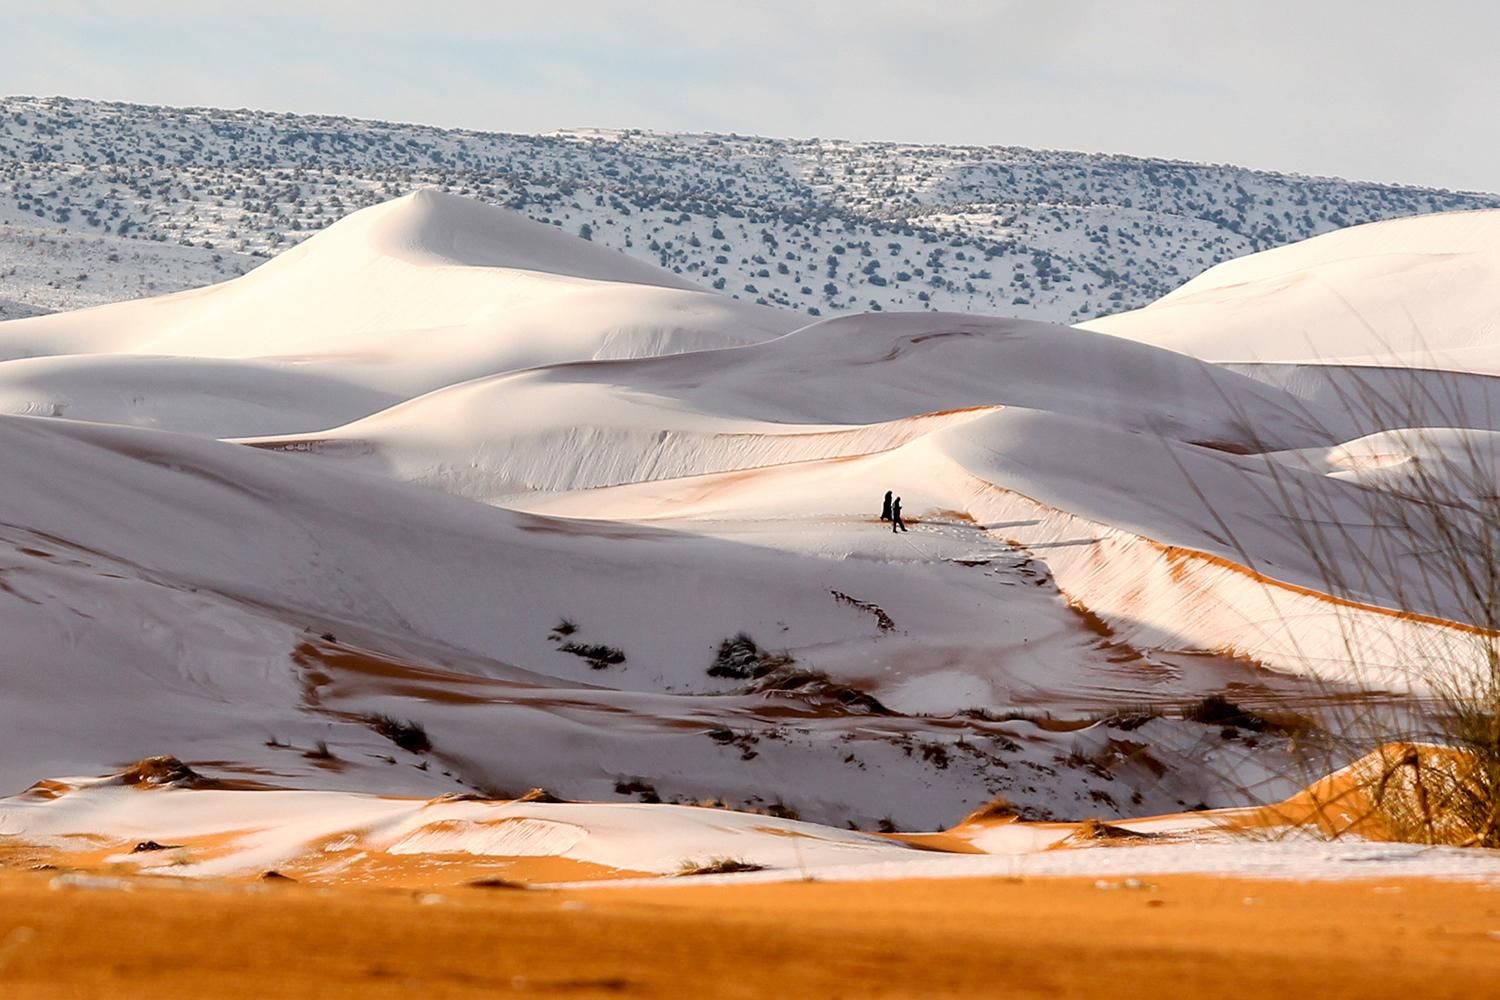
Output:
(3, 753), (1496, 890)
(1084, 208), (1500, 371)
(1, 191), (1498, 851)
(0, 190), (797, 435)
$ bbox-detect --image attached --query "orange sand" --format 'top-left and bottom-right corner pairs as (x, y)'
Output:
(0, 870), (1496, 999)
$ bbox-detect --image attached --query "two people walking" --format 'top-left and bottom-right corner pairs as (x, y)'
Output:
(880, 490), (907, 533)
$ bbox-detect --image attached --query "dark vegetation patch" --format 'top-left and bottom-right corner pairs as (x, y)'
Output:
(706, 633), (891, 715)
(917, 741), (951, 769)
(748, 665), (893, 715)
(466, 877), (530, 890)
(676, 857), (768, 877)
(614, 779), (661, 804)
(131, 840), (182, 853)
(559, 642), (627, 670)
(547, 618), (625, 669)
(1182, 694), (1265, 730)
(705, 727), (761, 761)
(1092, 705), (1165, 731)
(829, 590), (896, 631)
(707, 632), (793, 680)
(754, 800), (801, 821)
(365, 714), (431, 753)
(1180, 694), (1315, 738)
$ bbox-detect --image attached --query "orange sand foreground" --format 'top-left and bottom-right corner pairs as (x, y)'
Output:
(1, 870), (1497, 999)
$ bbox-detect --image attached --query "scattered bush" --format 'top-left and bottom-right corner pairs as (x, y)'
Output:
(676, 857), (767, 876)
(546, 619), (624, 668)
(1092, 705), (1164, 731)
(366, 714), (431, 753)
(614, 779), (661, 803)
(709, 632), (759, 679)
(704, 635), (891, 713)
(559, 641), (626, 670)
(707, 632), (792, 679)
(748, 665), (892, 715)
(1181, 694), (1266, 731)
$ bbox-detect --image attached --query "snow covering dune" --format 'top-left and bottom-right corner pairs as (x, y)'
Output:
(8, 411), (1282, 824)
(6, 760), (1498, 887)
(0, 354), (402, 438)
(0, 190), (796, 435)
(507, 404), (1484, 694)
(232, 294), (1486, 692)
(241, 310), (1349, 499)
(2, 191), (1498, 849)
(1083, 209), (1500, 372)
(1226, 362), (1500, 437)
(0, 774), (917, 882)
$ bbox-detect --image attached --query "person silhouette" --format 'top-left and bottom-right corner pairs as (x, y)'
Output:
(881, 490), (893, 522)
(891, 497), (907, 533)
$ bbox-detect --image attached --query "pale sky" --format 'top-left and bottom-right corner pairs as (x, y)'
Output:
(6, 0), (1497, 191)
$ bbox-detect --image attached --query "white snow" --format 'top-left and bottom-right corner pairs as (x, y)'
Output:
(1084, 209), (1500, 372)
(0, 185), (1497, 861)
(0, 190), (796, 436)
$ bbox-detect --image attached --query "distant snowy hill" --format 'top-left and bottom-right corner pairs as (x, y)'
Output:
(2, 95), (1496, 320)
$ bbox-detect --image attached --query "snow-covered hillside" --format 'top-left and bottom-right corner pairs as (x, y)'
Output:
(2, 95), (1496, 323)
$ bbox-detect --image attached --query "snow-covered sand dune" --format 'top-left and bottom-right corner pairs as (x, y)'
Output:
(2, 409), (1303, 824)
(237, 309), (1347, 496)
(1, 191), (1497, 848)
(1083, 208), (1500, 372)
(0, 190), (796, 436)
(5, 756), (1497, 888)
